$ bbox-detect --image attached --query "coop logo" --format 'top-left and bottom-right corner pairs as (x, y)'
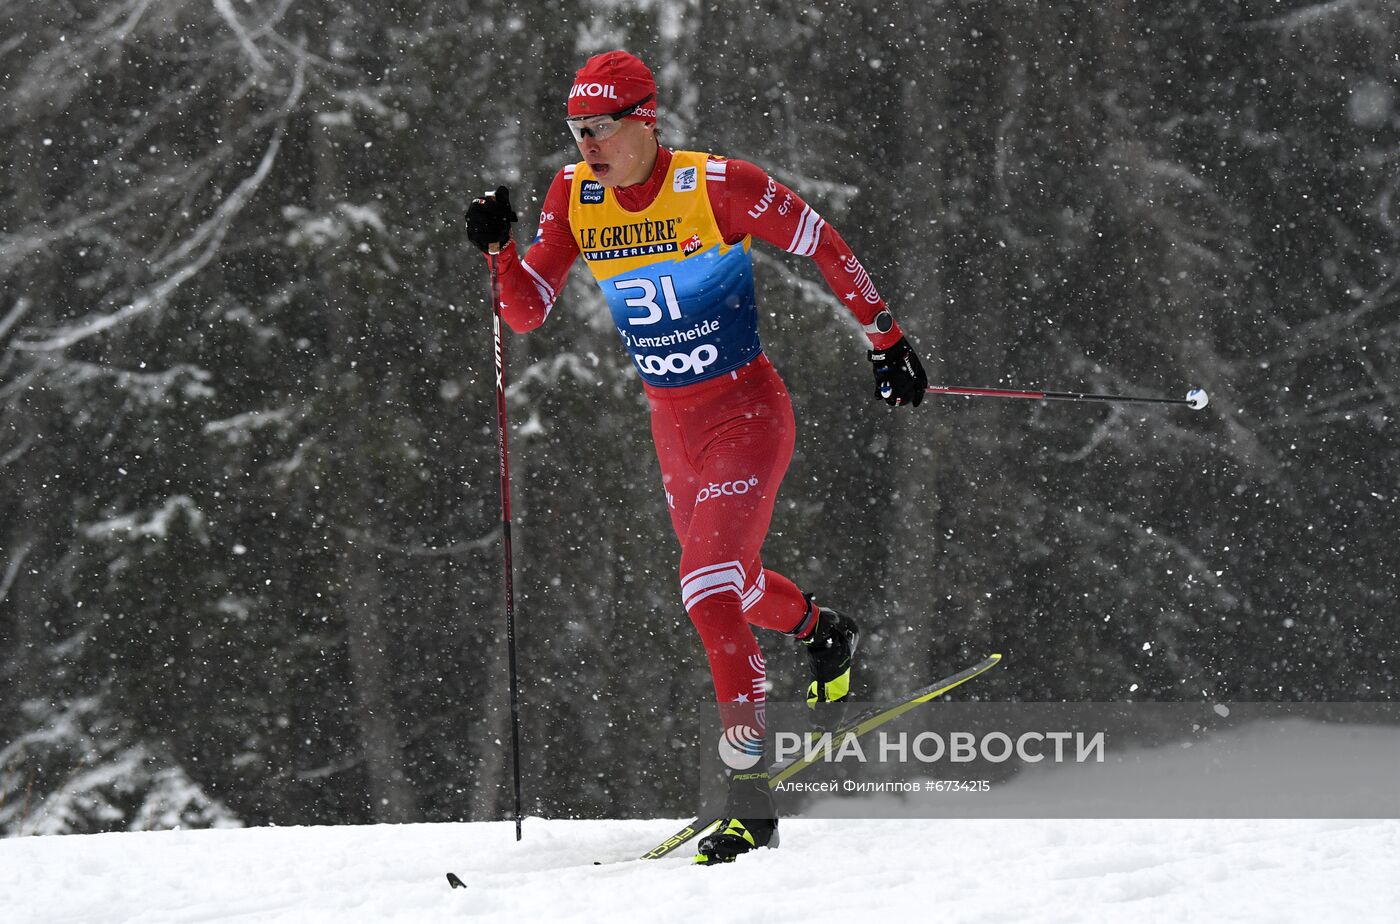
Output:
(580, 180), (605, 204)
(569, 82), (619, 102)
(673, 166), (698, 192)
(696, 476), (760, 504)
(635, 344), (719, 378)
(718, 724), (764, 770)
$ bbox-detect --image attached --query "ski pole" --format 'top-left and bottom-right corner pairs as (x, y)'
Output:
(926, 384), (1209, 410)
(488, 245), (525, 841)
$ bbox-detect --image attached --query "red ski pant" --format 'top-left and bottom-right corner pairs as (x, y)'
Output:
(646, 355), (816, 737)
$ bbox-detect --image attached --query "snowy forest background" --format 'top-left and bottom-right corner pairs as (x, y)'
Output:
(1, 0), (1397, 835)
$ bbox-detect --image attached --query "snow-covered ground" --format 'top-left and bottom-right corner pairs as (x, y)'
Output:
(4, 721), (1399, 923)
(4, 815), (1396, 923)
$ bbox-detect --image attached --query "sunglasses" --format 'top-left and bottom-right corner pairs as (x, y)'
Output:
(565, 95), (654, 142)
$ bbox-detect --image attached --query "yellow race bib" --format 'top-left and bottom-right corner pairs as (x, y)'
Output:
(568, 152), (760, 386)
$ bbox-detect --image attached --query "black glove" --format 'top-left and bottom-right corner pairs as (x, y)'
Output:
(465, 185), (518, 253)
(868, 336), (927, 407)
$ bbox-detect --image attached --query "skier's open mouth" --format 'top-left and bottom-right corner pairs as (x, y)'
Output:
(590, 162), (610, 178)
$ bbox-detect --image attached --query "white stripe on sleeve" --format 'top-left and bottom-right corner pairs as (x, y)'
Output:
(520, 260), (558, 318)
(786, 206), (825, 257)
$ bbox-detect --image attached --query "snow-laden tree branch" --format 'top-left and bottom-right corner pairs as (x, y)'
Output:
(1244, 0), (1366, 31)
(0, 42), (307, 278)
(14, 48), (307, 353)
(2, 0), (158, 125)
(14, 135), (283, 353)
(0, 541), (30, 608)
(1256, 268), (1400, 368)
(0, 297), (32, 343)
(212, 0), (272, 74)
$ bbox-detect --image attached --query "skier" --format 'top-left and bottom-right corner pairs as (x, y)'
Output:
(465, 50), (927, 864)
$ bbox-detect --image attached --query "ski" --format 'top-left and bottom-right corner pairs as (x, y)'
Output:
(637, 652), (1003, 860)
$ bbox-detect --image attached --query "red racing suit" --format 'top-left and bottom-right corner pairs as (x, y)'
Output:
(489, 146), (903, 729)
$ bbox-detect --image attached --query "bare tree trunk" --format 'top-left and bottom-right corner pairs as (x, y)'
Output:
(339, 521), (420, 822)
(875, 0), (953, 695)
(946, 11), (1027, 660)
(1, 129), (57, 710)
(309, 93), (420, 823)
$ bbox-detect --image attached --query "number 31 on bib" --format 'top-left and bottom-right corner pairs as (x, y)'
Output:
(616, 275), (683, 325)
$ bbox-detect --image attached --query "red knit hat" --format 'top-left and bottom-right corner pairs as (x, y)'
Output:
(567, 50), (657, 122)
